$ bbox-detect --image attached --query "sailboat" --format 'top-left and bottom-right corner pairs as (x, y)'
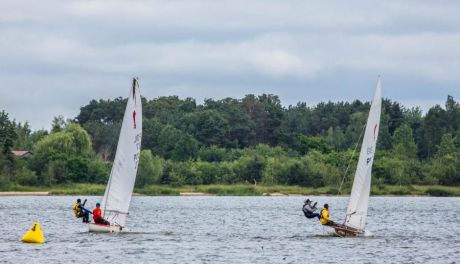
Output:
(89, 78), (142, 233)
(326, 77), (382, 237)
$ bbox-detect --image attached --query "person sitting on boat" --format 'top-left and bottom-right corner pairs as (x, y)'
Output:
(93, 203), (110, 225)
(302, 199), (320, 220)
(320, 204), (335, 226)
(72, 198), (89, 223)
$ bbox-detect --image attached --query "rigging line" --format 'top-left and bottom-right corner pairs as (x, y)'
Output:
(337, 122), (367, 194)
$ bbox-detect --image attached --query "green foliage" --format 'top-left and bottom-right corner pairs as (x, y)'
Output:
(418, 105), (449, 158)
(77, 98), (127, 124)
(42, 159), (66, 186)
(425, 187), (455, 197)
(136, 150), (164, 187)
(326, 127), (346, 151)
(155, 125), (199, 161)
(0, 112), (16, 181)
(233, 154), (265, 183)
(66, 156), (89, 182)
(135, 185), (180, 195)
(296, 135), (332, 154)
(82, 121), (120, 161)
(51, 115), (67, 133)
(427, 154), (460, 185)
(204, 98), (255, 148)
(436, 133), (456, 157)
(87, 155), (109, 184)
(424, 133), (460, 185)
(14, 163), (37, 185)
(0, 111), (16, 155)
(172, 133), (199, 161)
(344, 111), (367, 148)
(141, 118), (163, 152)
(12, 122), (31, 150)
(392, 123), (417, 159)
(180, 110), (228, 146)
(28, 129), (48, 149)
(378, 156), (409, 185)
(3, 94), (460, 190)
(30, 123), (95, 184)
(192, 161), (220, 184)
(261, 157), (282, 185)
(388, 186), (413, 195)
(242, 94), (283, 146)
(198, 145), (227, 162)
(198, 185), (261, 196)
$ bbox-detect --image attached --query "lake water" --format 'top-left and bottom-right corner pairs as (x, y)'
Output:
(0, 196), (459, 263)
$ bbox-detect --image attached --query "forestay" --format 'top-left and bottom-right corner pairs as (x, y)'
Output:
(345, 77), (382, 230)
(101, 78), (142, 227)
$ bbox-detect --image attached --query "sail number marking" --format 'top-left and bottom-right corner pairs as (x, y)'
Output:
(366, 146), (374, 165)
(133, 133), (142, 170)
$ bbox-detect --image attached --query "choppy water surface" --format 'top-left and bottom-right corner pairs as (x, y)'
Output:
(0, 196), (459, 263)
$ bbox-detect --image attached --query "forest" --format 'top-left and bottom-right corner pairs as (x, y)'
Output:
(1, 93), (460, 194)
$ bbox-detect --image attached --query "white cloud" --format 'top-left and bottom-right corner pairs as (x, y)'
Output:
(0, 0), (460, 129)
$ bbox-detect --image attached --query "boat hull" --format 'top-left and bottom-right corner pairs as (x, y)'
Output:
(88, 222), (125, 233)
(334, 224), (363, 237)
(324, 224), (364, 237)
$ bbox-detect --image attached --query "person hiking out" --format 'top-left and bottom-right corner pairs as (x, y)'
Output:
(72, 198), (89, 223)
(302, 199), (321, 220)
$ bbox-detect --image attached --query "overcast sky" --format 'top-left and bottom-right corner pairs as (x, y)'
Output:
(1, 0), (459, 130)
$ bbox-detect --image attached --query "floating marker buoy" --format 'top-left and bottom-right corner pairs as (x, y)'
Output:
(21, 221), (44, 244)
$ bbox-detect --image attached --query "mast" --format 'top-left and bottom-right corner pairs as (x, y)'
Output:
(344, 77), (382, 230)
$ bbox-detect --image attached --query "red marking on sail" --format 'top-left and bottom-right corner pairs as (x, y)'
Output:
(373, 124), (378, 140)
(133, 110), (137, 129)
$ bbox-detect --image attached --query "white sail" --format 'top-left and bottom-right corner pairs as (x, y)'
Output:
(345, 77), (382, 230)
(100, 78), (142, 227)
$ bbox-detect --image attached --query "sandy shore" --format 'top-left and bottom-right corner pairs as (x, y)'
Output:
(0, 192), (49, 196)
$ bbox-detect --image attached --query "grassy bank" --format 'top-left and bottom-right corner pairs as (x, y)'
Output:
(0, 183), (106, 195)
(1, 183), (460, 197)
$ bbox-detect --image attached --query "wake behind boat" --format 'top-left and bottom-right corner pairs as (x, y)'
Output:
(88, 78), (142, 233)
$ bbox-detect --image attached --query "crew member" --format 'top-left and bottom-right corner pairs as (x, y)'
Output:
(72, 198), (89, 223)
(320, 204), (334, 226)
(302, 199), (321, 220)
(93, 202), (110, 225)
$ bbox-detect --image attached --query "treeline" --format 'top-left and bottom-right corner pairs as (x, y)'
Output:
(1, 94), (460, 190)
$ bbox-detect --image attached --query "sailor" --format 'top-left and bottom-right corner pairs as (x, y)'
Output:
(302, 199), (321, 220)
(72, 198), (89, 223)
(320, 204), (335, 226)
(93, 203), (110, 225)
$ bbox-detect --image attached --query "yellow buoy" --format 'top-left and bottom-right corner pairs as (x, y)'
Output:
(21, 221), (45, 244)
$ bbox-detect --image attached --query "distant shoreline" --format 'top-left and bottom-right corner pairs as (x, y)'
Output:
(0, 192), (457, 197)
(1, 184), (459, 197)
(0, 191), (50, 196)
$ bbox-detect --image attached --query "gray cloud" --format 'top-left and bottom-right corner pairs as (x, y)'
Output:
(0, 0), (459, 129)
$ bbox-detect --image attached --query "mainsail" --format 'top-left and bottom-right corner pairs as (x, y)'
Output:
(101, 78), (142, 227)
(344, 77), (382, 230)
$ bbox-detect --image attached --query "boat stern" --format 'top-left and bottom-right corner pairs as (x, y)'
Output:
(88, 222), (124, 233)
(333, 224), (363, 237)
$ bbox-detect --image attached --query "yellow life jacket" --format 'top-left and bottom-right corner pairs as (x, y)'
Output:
(320, 208), (332, 225)
(72, 202), (81, 217)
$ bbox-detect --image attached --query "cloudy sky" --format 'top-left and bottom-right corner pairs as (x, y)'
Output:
(1, 0), (459, 130)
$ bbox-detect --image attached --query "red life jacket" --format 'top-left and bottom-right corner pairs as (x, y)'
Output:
(93, 207), (102, 221)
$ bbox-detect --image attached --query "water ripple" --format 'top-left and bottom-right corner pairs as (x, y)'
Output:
(1, 196), (459, 263)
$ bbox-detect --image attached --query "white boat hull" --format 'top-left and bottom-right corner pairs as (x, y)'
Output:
(88, 222), (126, 233)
